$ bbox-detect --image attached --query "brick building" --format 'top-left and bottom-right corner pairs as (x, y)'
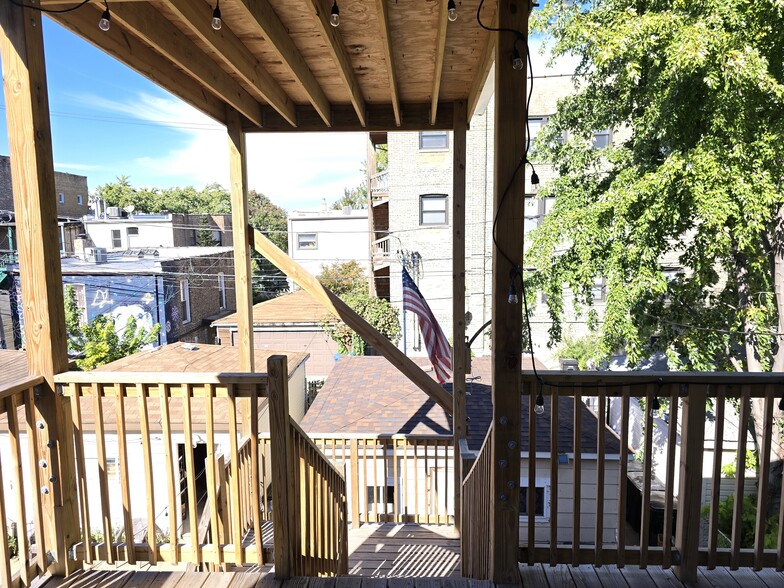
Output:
(1, 247), (235, 349)
(370, 77), (618, 367)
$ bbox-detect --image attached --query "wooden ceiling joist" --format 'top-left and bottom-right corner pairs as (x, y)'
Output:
(301, 0), (366, 127)
(248, 102), (455, 133)
(374, 0), (401, 127)
(467, 31), (496, 121)
(108, 2), (264, 127)
(52, 9), (227, 124)
(164, 0), (297, 127)
(430, 0), (449, 126)
(232, 0), (332, 127)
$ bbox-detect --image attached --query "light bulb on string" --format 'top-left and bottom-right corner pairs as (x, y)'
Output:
(447, 0), (457, 21)
(534, 391), (545, 415)
(508, 282), (518, 305)
(212, 1), (222, 30)
(330, 0), (340, 27)
(512, 47), (524, 71)
(98, 2), (111, 31)
(649, 397), (662, 418)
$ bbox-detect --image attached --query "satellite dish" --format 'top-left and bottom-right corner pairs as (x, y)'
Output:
(124, 205), (135, 214)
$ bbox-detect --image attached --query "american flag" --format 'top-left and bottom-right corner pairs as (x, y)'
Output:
(402, 267), (452, 384)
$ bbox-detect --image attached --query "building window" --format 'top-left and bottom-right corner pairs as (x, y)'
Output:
(419, 131), (449, 151)
(519, 482), (549, 520)
(591, 278), (606, 302)
(127, 227), (139, 245)
(420, 194), (448, 225)
(77, 194), (83, 205)
(180, 279), (191, 323)
(58, 193), (65, 204)
(297, 233), (318, 250)
(218, 273), (226, 309)
(64, 283), (88, 325)
(111, 229), (121, 249)
(592, 129), (611, 149)
(367, 485), (395, 514)
(528, 117), (546, 147)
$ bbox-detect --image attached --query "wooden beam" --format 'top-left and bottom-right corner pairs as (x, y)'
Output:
(107, 2), (264, 127)
(164, 0), (297, 126)
(268, 355), (296, 579)
(52, 9), (226, 124)
(452, 99), (467, 532)
(251, 229), (453, 414)
(467, 28), (496, 121)
(227, 107), (254, 374)
(489, 0), (528, 582)
(248, 102), (455, 133)
(232, 0), (332, 126)
(430, 0), (449, 125)
(374, 0), (401, 127)
(0, 2), (80, 575)
(301, 0), (366, 126)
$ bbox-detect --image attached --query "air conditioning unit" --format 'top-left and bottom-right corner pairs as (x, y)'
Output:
(86, 247), (108, 264)
(106, 206), (122, 218)
(560, 358), (579, 371)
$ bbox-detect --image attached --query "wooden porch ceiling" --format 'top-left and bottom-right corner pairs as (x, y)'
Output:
(45, 0), (497, 132)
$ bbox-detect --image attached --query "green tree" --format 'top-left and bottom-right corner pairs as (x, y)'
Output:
(331, 185), (367, 210)
(65, 285), (161, 370)
(529, 0), (784, 514)
(248, 189), (288, 301)
(97, 178), (232, 214)
(318, 262), (399, 354)
(196, 216), (217, 246)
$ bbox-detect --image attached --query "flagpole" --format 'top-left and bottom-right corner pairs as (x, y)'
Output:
(401, 255), (407, 355)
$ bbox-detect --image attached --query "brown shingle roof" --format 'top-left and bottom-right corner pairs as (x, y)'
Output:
(211, 289), (335, 327)
(301, 356), (624, 455)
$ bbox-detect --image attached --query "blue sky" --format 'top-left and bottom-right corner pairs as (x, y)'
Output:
(0, 18), (367, 212)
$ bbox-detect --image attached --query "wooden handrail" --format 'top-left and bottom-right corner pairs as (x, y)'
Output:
(461, 422), (493, 579)
(0, 374), (44, 400)
(56, 371), (268, 389)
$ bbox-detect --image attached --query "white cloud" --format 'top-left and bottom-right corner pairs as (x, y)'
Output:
(53, 161), (101, 172)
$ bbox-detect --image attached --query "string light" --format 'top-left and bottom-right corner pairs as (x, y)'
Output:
(507, 282), (518, 305)
(534, 390), (545, 415)
(330, 0), (340, 27)
(447, 0), (458, 22)
(512, 47), (524, 71)
(98, 1), (111, 31)
(211, 0), (222, 31)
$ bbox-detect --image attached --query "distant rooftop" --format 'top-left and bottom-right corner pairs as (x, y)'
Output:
(212, 289), (336, 327)
(288, 208), (367, 220)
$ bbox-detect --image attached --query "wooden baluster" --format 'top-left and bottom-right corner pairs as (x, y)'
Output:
(217, 455), (229, 554)
(528, 382), (536, 566)
(423, 440), (429, 525)
(550, 385), (559, 567)
(573, 385), (582, 566)
(205, 383), (221, 569)
(350, 439), (360, 528)
(159, 383), (178, 564)
(373, 438), (379, 523)
(641, 383), (655, 568)
(93, 383), (113, 563)
(618, 386), (630, 567)
(731, 385), (751, 570)
(8, 394), (31, 581)
(595, 387), (606, 566)
(182, 384), (199, 564)
(413, 439), (419, 523)
(393, 438), (399, 523)
(227, 383), (242, 567)
(68, 384), (90, 565)
(754, 387), (774, 570)
(0, 400), (12, 587)
(663, 384), (679, 568)
(115, 383), (135, 564)
(251, 383), (263, 567)
(25, 387), (46, 573)
(402, 438), (409, 522)
(137, 384), (156, 565)
(708, 386), (726, 570)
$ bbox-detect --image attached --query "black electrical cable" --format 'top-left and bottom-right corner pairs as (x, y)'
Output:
(8, 0), (92, 14)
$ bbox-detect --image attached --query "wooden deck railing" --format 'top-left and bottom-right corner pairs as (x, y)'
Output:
(461, 423), (493, 579)
(309, 435), (454, 526)
(0, 375), (46, 588)
(517, 372), (784, 583)
(54, 371), (269, 569)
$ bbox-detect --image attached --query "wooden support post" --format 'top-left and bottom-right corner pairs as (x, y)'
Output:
(350, 439), (360, 528)
(674, 385), (707, 584)
(227, 106), (254, 440)
(489, 1), (529, 582)
(0, 3), (80, 576)
(268, 355), (295, 579)
(452, 99), (468, 531)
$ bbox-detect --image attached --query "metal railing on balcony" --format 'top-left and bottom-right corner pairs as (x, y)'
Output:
(372, 236), (393, 268)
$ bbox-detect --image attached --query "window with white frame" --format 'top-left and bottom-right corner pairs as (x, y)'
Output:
(127, 226), (139, 245)
(591, 277), (606, 302)
(297, 233), (318, 250)
(419, 131), (449, 151)
(111, 229), (121, 249)
(519, 480), (550, 520)
(180, 279), (191, 323)
(524, 195), (555, 235)
(419, 194), (448, 225)
(592, 128), (612, 149)
(58, 193), (65, 204)
(528, 117), (546, 147)
(218, 273), (227, 309)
